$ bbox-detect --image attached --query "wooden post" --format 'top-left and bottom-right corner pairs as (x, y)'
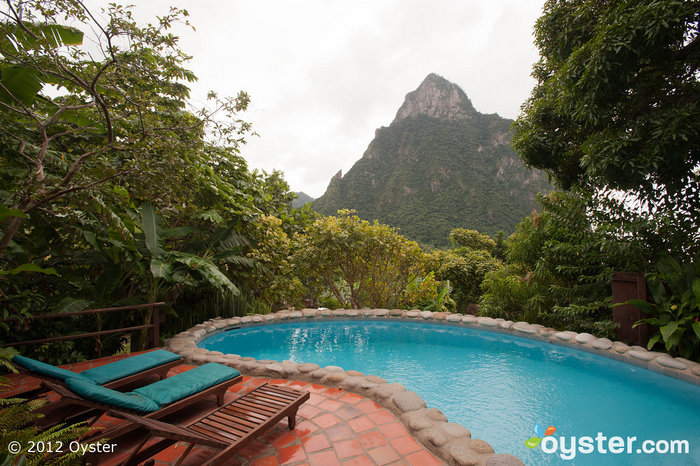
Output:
(612, 271), (650, 346)
(152, 304), (160, 348)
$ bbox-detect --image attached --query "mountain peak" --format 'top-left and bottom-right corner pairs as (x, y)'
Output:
(393, 73), (476, 124)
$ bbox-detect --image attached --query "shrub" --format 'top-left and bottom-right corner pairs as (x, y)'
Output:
(425, 248), (500, 313)
(294, 210), (436, 309)
(627, 254), (700, 361)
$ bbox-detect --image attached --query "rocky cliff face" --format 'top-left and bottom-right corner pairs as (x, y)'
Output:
(393, 73), (476, 123)
(312, 74), (550, 247)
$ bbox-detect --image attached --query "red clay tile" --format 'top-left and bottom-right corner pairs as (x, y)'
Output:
(378, 422), (409, 439)
(405, 450), (443, 466)
(278, 444), (308, 464)
(307, 383), (328, 394)
(301, 433), (331, 453)
(390, 436), (423, 455)
(239, 438), (270, 459)
(318, 398), (344, 412)
(386, 460), (410, 466)
(288, 380), (310, 390)
(347, 416), (375, 433)
(338, 392), (364, 404)
(313, 412), (341, 428)
(178, 447), (215, 465)
(324, 387), (344, 398)
(251, 454), (280, 466)
(359, 430), (388, 449)
(367, 445), (401, 465)
(325, 424), (355, 442)
(248, 377), (268, 387)
(369, 409), (397, 425)
(299, 404), (322, 419)
(308, 450), (340, 466)
(341, 455), (376, 466)
(227, 382), (248, 393)
(307, 393), (325, 406)
(335, 439), (364, 459)
(295, 420), (320, 438)
(264, 429), (299, 449)
(335, 405), (363, 421)
(356, 399), (383, 413)
(152, 443), (189, 463)
(269, 378), (289, 385)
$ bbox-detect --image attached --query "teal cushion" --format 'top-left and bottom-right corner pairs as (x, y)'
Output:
(65, 377), (159, 413)
(12, 355), (93, 383)
(80, 350), (181, 385)
(134, 363), (240, 408)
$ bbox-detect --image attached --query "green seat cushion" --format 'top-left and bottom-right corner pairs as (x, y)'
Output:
(80, 350), (181, 385)
(12, 355), (93, 383)
(65, 377), (160, 413)
(133, 363), (240, 408)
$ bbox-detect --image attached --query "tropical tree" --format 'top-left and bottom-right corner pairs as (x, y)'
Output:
(480, 191), (642, 336)
(425, 247), (499, 313)
(448, 228), (496, 253)
(0, 1), (252, 260)
(294, 210), (431, 309)
(513, 0), (700, 256)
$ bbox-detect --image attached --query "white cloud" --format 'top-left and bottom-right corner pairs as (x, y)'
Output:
(90, 0), (545, 197)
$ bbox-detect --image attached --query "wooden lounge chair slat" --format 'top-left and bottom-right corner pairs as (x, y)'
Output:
(190, 424), (241, 444)
(236, 394), (280, 411)
(234, 399), (278, 416)
(222, 402), (273, 420)
(260, 385), (298, 399)
(221, 403), (270, 420)
(203, 416), (253, 437)
(213, 410), (260, 429)
(246, 391), (290, 405)
(199, 416), (251, 436)
(197, 419), (248, 440)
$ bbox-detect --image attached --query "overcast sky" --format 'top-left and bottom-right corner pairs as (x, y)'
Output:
(123, 1), (546, 198)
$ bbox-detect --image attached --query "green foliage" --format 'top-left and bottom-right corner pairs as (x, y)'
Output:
(627, 255), (700, 360)
(448, 228), (496, 253)
(480, 191), (641, 336)
(479, 264), (535, 322)
(294, 210), (437, 309)
(0, 1), (304, 362)
(0, 350), (93, 465)
(513, 0), (700, 257)
(241, 215), (305, 311)
(402, 272), (455, 312)
(425, 247), (500, 313)
(313, 74), (550, 248)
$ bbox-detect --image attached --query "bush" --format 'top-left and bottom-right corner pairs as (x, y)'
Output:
(425, 248), (500, 313)
(479, 191), (637, 337)
(627, 254), (700, 361)
(294, 210), (442, 309)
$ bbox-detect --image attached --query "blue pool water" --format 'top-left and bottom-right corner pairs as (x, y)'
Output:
(199, 320), (700, 465)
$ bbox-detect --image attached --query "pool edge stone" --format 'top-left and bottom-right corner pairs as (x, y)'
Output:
(171, 309), (700, 466)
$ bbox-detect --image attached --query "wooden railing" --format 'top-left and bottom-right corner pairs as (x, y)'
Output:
(1, 302), (165, 348)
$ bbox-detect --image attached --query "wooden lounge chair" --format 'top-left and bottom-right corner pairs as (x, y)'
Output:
(8, 350), (184, 426)
(102, 383), (310, 465)
(9, 350), (183, 395)
(39, 362), (242, 430)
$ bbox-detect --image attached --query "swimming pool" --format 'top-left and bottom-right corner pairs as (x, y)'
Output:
(199, 319), (700, 465)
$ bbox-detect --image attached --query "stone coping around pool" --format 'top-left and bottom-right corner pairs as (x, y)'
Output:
(166, 309), (700, 466)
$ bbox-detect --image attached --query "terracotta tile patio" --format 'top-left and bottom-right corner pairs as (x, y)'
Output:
(3, 351), (445, 465)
